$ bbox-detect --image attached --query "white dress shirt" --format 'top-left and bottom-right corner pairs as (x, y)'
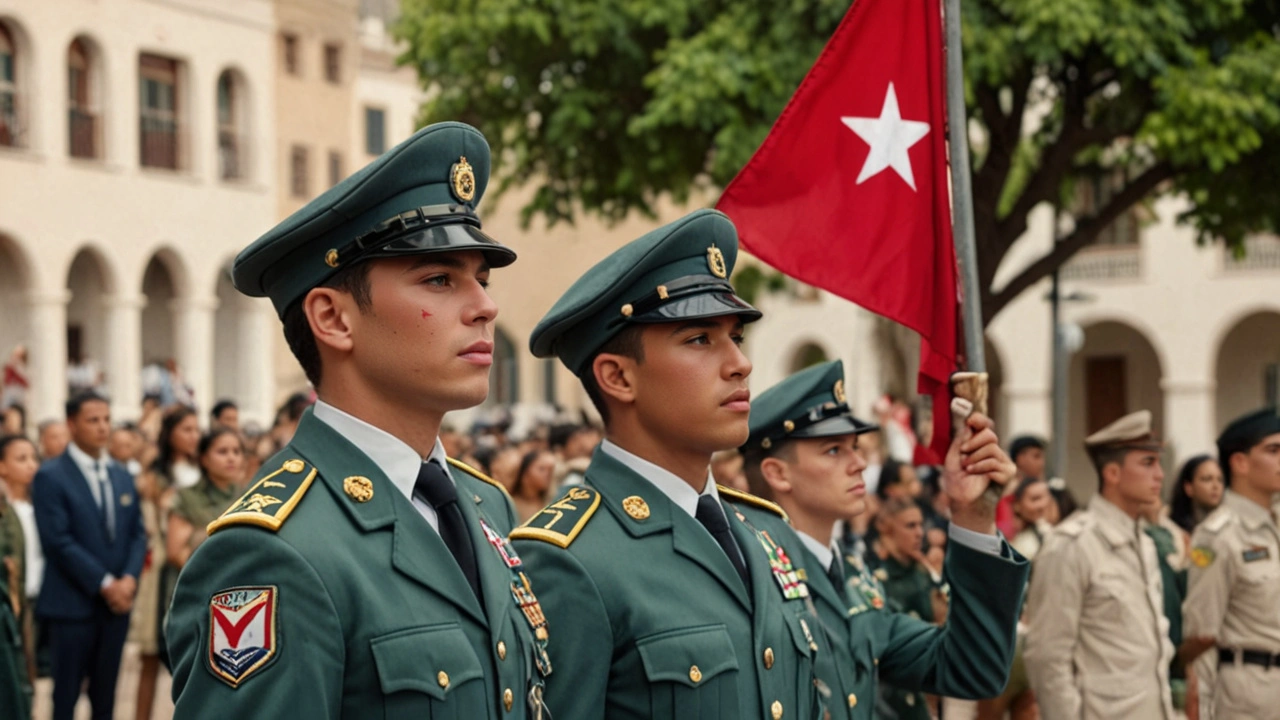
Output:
(311, 400), (450, 534)
(66, 441), (116, 588)
(598, 439), (723, 519)
(10, 499), (43, 599)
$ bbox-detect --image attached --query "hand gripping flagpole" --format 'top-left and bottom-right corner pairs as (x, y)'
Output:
(943, 0), (985, 374)
(943, 0), (1004, 504)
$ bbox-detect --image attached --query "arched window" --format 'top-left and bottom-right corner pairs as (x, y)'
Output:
(216, 70), (248, 180)
(0, 23), (22, 148)
(790, 342), (829, 373)
(68, 38), (101, 159)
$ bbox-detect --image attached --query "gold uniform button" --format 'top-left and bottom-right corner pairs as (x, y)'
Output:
(689, 665), (702, 683)
(497, 641), (507, 660)
(436, 671), (449, 688)
(503, 688), (514, 711)
(848, 693), (858, 708)
(771, 700), (783, 719)
(763, 647), (775, 669)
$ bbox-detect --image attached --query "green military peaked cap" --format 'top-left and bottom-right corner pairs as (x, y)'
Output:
(1217, 407), (1280, 464)
(530, 209), (762, 376)
(233, 122), (516, 316)
(745, 360), (877, 451)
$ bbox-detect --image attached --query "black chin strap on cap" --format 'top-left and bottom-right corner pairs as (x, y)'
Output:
(327, 203), (502, 270)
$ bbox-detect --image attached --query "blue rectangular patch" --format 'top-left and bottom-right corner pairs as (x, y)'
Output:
(1243, 546), (1271, 563)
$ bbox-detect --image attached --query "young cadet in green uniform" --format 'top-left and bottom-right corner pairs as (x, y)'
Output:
(741, 360), (1027, 719)
(167, 123), (552, 719)
(511, 209), (825, 720)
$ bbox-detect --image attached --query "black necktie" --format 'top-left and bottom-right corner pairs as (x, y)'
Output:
(414, 461), (482, 602)
(826, 555), (846, 594)
(696, 495), (751, 591)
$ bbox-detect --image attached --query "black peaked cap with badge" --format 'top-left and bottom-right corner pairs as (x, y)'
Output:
(745, 360), (878, 452)
(529, 209), (762, 377)
(233, 121), (516, 317)
(1218, 407), (1280, 466)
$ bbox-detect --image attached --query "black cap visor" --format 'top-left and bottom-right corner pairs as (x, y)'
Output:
(370, 222), (517, 268)
(632, 289), (762, 324)
(791, 414), (879, 440)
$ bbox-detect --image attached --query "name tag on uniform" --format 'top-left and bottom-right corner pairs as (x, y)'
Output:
(1243, 546), (1271, 563)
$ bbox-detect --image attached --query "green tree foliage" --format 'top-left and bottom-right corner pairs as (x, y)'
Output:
(397, 0), (1280, 322)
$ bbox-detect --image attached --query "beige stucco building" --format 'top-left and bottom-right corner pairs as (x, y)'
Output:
(0, 0), (278, 427)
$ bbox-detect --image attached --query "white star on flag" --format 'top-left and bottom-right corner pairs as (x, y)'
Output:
(841, 83), (930, 191)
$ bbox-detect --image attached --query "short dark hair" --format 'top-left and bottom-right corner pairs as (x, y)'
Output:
(281, 261), (374, 388)
(211, 399), (238, 421)
(0, 434), (34, 462)
(580, 325), (646, 426)
(66, 390), (109, 419)
(1009, 435), (1046, 462)
(741, 441), (795, 502)
(1169, 454), (1216, 532)
(1092, 446), (1132, 490)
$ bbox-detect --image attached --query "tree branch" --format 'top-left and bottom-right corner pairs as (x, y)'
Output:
(984, 161), (1176, 322)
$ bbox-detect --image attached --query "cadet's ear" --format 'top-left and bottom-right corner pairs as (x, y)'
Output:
(305, 287), (357, 355)
(759, 456), (792, 496)
(1228, 451), (1250, 483)
(592, 352), (638, 408)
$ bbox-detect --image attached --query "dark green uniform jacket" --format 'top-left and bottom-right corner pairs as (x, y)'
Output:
(511, 448), (824, 720)
(168, 411), (548, 719)
(0, 495), (28, 719)
(799, 538), (1028, 720)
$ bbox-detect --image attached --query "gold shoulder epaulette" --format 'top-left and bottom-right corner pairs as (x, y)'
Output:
(717, 484), (789, 522)
(446, 457), (512, 500)
(208, 458), (317, 535)
(509, 486), (600, 548)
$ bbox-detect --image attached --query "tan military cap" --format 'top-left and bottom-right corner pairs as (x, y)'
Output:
(1084, 410), (1163, 452)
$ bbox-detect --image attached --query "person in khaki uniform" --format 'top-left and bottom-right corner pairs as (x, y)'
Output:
(1182, 408), (1280, 719)
(1024, 410), (1175, 720)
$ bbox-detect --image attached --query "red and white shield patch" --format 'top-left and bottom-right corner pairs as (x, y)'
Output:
(207, 586), (278, 688)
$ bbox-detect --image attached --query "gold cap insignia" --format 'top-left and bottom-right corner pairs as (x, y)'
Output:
(283, 459), (306, 473)
(450, 156), (476, 203)
(707, 245), (727, 279)
(343, 476), (374, 503)
(622, 495), (650, 520)
(325, 249), (340, 268)
(761, 438), (773, 450)
(833, 379), (846, 404)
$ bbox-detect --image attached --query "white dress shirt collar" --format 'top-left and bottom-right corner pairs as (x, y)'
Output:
(797, 531), (836, 573)
(312, 400), (449, 503)
(66, 440), (106, 478)
(599, 439), (719, 519)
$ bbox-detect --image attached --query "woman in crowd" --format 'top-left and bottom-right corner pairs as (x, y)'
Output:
(0, 433), (36, 718)
(510, 449), (556, 524)
(133, 406), (200, 720)
(1009, 476), (1055, 561)
(165, 428), (245, 609)
(1169, 454), (1224, 535)
(0, 434), (40, 692)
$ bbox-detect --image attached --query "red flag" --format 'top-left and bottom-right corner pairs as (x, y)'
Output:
(717, 0), (957, 460)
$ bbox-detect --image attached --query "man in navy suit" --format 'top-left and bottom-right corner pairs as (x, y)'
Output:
(33, 391), (146, 720)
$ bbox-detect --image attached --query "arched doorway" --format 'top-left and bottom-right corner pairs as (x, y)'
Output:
(490, 327), (519, 405)
(1066, 320), (1165, 498)
(1215, 310), (1280, 432)
(140, 251), (186, 405)
(789, 342), (830, 373)
(0, 233), (31, 407)
(65, 248), (113, 395)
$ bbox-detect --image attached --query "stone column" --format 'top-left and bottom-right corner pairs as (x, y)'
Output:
(1162, 377), (1218, 463)
(104, 293), (146, 421)
(235, 298), (276, 428)
(26, 291), (70, 423)
(173, 295), (219, 417)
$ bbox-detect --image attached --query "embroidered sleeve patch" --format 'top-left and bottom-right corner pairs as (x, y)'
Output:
(1190, 547), (1216, 568)
(208, 586), (279, 688)
(509, 487), (600, 548)
(1243, 546), (1271, 563)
